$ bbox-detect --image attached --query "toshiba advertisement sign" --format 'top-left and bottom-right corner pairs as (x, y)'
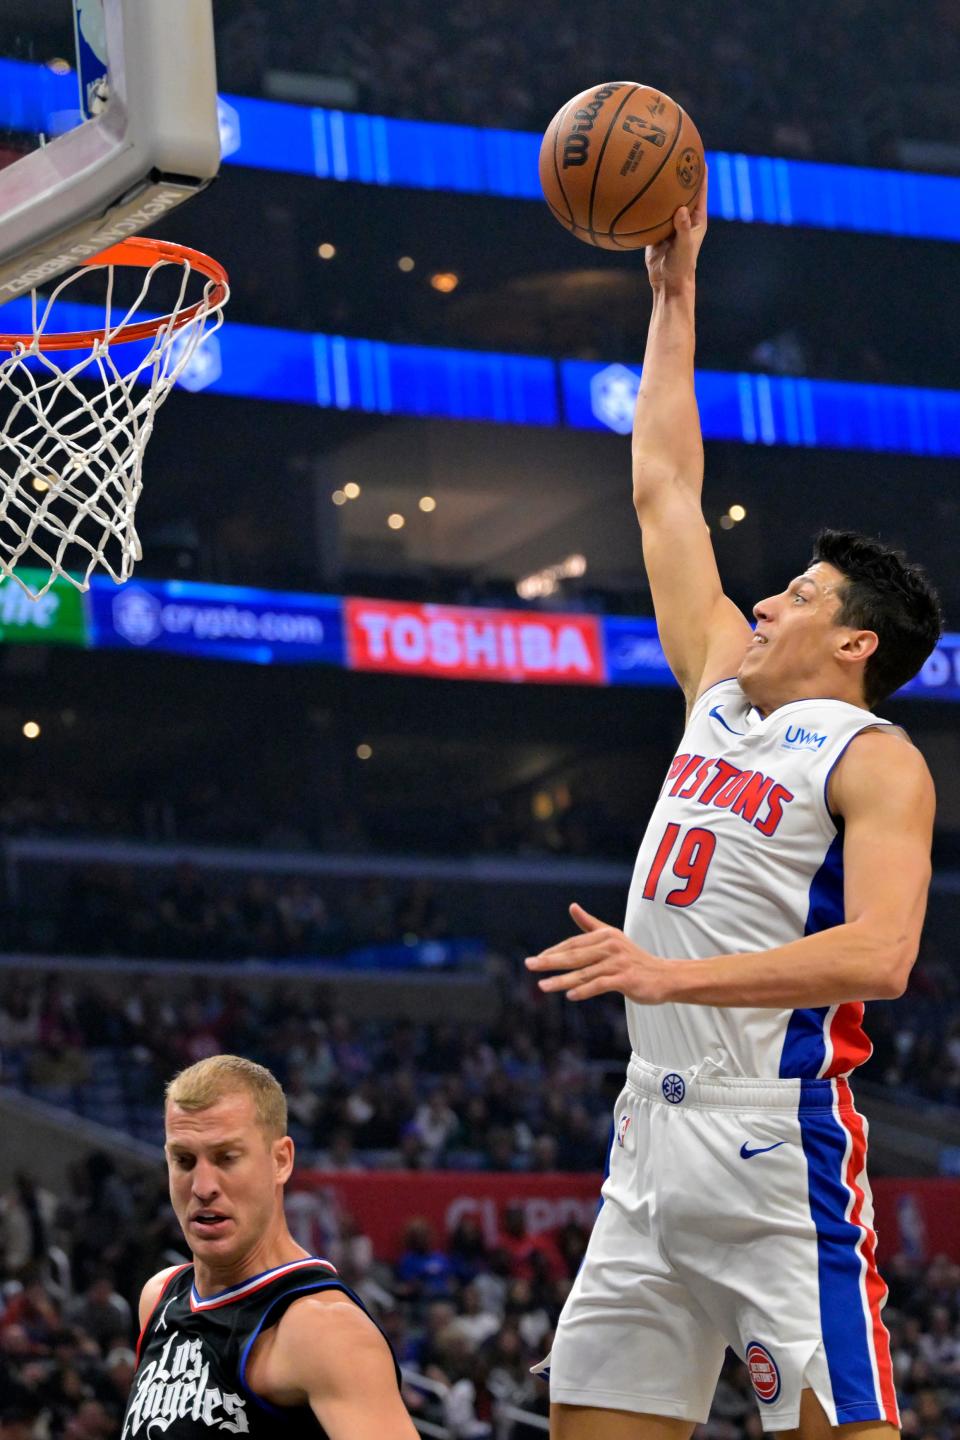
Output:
(345, 598), (606, 685)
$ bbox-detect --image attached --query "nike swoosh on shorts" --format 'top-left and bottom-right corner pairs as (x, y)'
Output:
(739, 1141), (786, 1159)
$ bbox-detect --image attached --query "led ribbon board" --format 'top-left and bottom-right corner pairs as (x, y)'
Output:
(3, 293), (957, 457)
(2, 60), (960, 241)
(3, 572), (958, 702)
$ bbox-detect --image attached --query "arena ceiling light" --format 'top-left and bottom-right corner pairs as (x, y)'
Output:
(516, 554), (587, 600)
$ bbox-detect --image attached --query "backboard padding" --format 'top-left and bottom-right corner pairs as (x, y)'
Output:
(0, 0), (220, 304)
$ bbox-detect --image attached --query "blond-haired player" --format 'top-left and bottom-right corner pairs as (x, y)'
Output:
(124, 1055), (417, 1439)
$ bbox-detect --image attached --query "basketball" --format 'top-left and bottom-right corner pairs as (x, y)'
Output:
(539, 82), (704, 250)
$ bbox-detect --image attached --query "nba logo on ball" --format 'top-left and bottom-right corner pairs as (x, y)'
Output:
(746, 1342), (781, 1404)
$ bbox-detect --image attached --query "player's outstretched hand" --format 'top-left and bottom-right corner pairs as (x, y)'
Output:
(524, 903), (672, 1003)
(645, 164), (708, 293)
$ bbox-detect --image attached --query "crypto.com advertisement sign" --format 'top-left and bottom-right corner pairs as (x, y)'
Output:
(87, 577), (344, 666)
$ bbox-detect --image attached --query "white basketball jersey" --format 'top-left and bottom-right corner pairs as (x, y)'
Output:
(622, 677), (892, 1080)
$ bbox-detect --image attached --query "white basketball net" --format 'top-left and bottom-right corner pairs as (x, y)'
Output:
(0, 250), (228, 599)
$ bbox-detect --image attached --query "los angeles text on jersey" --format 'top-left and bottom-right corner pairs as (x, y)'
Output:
(662, 754), (795, 836)
(123, 1332), (249, 1437)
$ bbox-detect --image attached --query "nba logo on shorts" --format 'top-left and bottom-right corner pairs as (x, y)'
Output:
(746, 1342), (781, 1404)
(617, 1114), (631, 1147)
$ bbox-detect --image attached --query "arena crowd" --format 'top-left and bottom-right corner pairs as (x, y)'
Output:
(1, 963), (958, 1176)
(214, 0), (960, 168)
(1, 1155), (959, 1438)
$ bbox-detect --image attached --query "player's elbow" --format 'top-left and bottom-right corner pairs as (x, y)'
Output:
(880, 937), (918, 999)
(631, 456), (677, 516)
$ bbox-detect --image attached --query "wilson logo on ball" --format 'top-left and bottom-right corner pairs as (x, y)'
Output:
(562, 82), (624, 167)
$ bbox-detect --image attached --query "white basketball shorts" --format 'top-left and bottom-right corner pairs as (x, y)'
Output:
(534, 1054), (899, 1431)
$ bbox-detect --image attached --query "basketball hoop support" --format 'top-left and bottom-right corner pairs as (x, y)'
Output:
(0, 0), (221, 305)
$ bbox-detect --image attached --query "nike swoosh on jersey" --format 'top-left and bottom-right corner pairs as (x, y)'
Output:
(739, 1141), (786, 1159)
(709, 704), (747, 736)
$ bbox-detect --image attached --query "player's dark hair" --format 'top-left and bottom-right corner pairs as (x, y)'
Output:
(810, 529), (943, 708)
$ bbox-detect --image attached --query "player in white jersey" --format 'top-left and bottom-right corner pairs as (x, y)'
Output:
(526, 168), (943, 1440)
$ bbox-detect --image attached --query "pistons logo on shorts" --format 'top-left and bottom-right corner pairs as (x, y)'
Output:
(746, 1342), (781, 1404)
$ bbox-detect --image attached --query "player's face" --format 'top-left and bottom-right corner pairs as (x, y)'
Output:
(738, 561), (853, 705)
(165, 1091), (293, 1265)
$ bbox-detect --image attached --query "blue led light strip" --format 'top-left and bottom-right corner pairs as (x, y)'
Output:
(2, 293), (957, 455)
(2, 59), (959, 241)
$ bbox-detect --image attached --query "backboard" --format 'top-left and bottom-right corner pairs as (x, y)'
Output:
(0, 0), (221, 303)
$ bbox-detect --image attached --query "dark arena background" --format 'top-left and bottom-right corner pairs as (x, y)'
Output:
(2, 2), (960, 1436)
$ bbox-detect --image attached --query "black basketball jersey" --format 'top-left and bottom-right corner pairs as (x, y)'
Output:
(122, 1256), (400, 1438)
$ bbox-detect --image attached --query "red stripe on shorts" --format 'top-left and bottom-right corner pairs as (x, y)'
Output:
(835, 1078), (899, 1424)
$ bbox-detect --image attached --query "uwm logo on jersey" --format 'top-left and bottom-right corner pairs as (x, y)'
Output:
(781, 724), (828, 752)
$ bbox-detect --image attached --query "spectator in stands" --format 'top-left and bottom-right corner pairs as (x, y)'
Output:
(276, 877), (331, 954)
(318, 1128), (365, 1172)
(285, 1066), (323, 1139)
(0, 1271), (62, 1351)
(395, 881), (448, 941)
(495, 1205), (563, 1284)
(344, 878), (397, 946)
(0, 1175), (57, 1279)
(101, 1348), (137, 1414)
(156, 864), (215, 958)
(528, 1135), (560, 1172)
(479, 1318), (540, 1417)
(328, 1014), (371, 1081)
(447, 1214), (489, 1286)
(234, 875), (283, 956)
(409, 1087), (460, 1165)
(65, 1276), (131, 1356)
(0, 1404), (44, 1440)
(394, 1218), (457, 1303)
(554, 1220), (589, 1279)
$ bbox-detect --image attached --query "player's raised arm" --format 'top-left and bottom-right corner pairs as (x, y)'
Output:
(632, 168), (753, 709)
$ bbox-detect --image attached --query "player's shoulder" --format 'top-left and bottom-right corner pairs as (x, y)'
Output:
(831, 722), (933, 813)
(843, 721), (925, 765)
(275, 1287), (373, 1344)
(138, 1263), (190, 1328)
(258, 1288), (388, 1395)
